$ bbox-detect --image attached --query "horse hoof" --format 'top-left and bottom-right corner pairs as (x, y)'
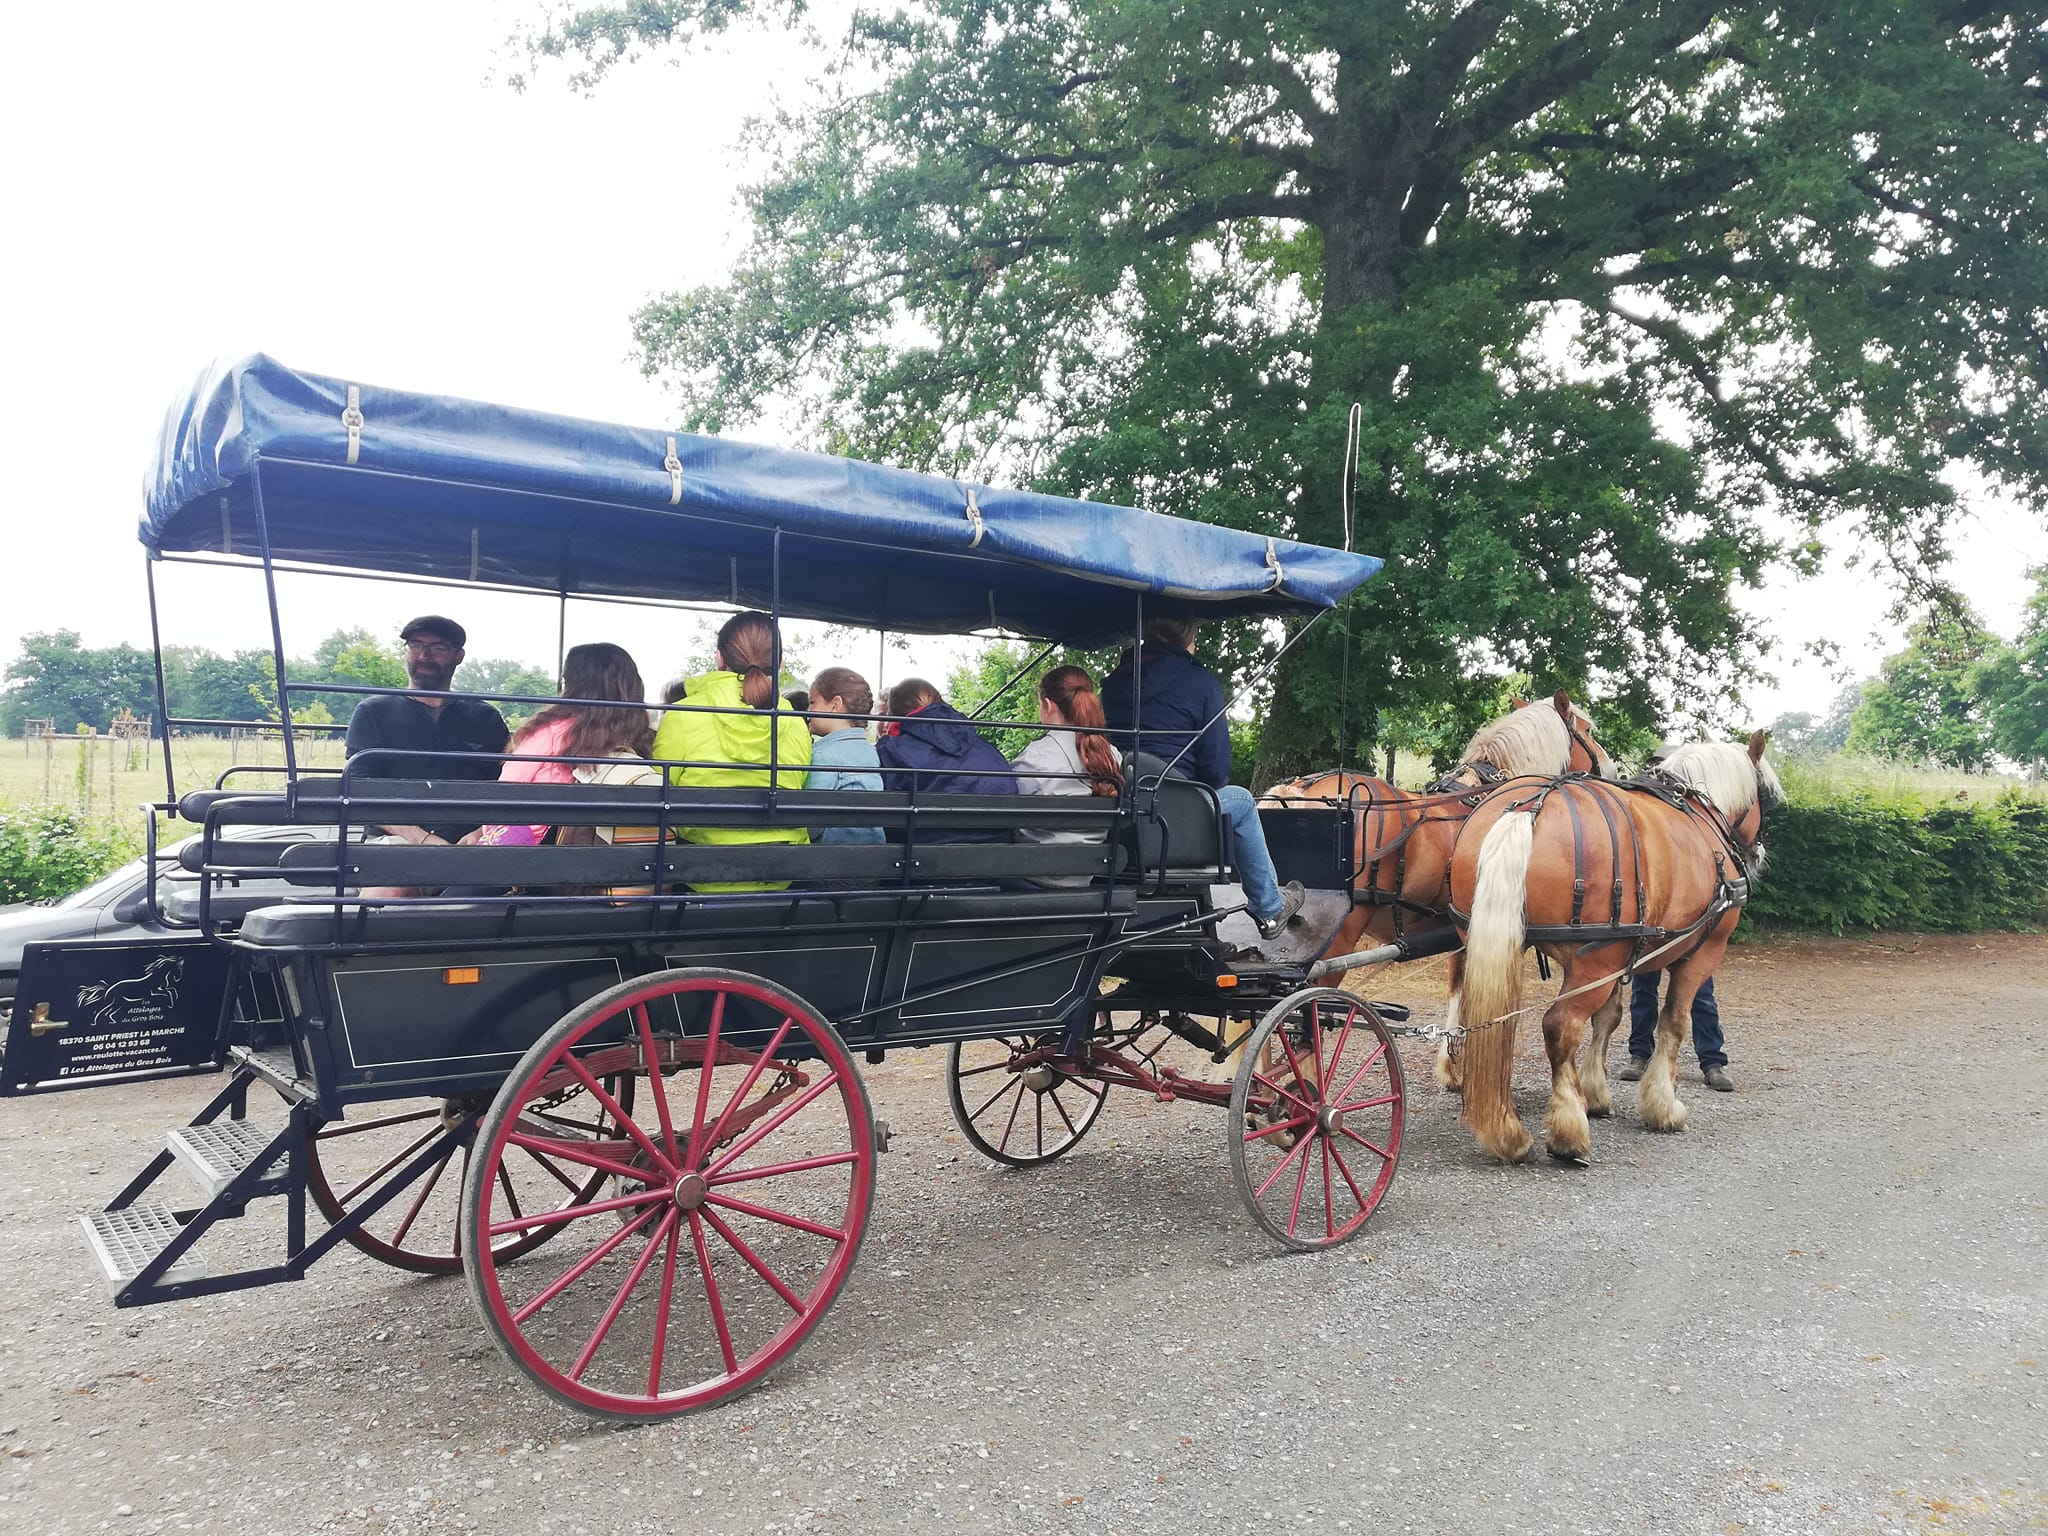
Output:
(1547, 1148), (1591, 1167)
(1585, 1102), (1611, 1119)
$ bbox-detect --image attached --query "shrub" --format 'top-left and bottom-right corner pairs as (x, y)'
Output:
(1744, 789), (2048, 934)
(0, 805), (142, 905)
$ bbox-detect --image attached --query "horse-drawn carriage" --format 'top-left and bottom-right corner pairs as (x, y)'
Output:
(4, 358), (1779, 1421)
(0, 356), (1423, 1420)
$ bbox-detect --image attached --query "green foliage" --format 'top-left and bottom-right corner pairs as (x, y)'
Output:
(161, 646), (276, 724)
(1974, 565), (2048, 766)
(0, 630), (156, 735)
(526, 1), (2048, 776)
(1744, 790), (2048, 935)
(1845, 605), (2002, 769)
(0, 806), (142, 904)
(943, 640), (1047, 757)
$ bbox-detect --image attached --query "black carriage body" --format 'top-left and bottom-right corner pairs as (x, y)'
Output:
(252, 886), (1136, 1113)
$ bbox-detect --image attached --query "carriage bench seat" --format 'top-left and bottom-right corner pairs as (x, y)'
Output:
(269, 834), (1117, 890)
(232, 885), (1136, 949)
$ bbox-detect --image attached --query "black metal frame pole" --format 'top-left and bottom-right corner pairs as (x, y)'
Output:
(246, 464), (297, 780)
(964, 638), (1059, 721)
(144, 556), (177, 805)
(769, 528), (783, 787)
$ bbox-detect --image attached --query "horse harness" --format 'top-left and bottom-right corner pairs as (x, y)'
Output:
(1449, 767), (1761, 982)
(1263, 761), (1516, 940)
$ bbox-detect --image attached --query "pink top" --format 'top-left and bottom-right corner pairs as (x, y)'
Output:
(478, 716), (575, 844)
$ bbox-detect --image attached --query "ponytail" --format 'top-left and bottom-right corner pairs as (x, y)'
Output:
(715, 611), (781, 710)
(1040, 665), (1122, 798)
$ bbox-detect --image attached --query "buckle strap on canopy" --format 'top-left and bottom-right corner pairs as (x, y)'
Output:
(664, 437), (683, 505)
(1264, 537), (1283, 590)
(963, 485), (986, 548)
(340, 385), (365, 466)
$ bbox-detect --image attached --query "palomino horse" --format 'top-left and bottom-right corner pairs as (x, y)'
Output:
(1264, 691), (1615, 1088)
(1230, 694), (1613, 1092)
(1447, 735), (1780, 1164)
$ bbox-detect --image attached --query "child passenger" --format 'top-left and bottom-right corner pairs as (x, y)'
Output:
(803, 667), (884, 845)
(876, 678), (1015, 843)
(651, 611), (811, 890)
(1010, 665), (1121, 841)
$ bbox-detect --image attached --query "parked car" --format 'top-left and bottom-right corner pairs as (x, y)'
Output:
(0, 826), (349, 1029)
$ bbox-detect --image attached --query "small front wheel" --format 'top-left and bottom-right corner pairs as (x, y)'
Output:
(947, 1027), (1107, 1167)
(462, 968), (876, 1420)
(1228, 987), (1404, 1251)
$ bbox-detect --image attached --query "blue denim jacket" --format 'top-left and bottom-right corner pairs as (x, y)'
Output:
(805, 727), (885, 845)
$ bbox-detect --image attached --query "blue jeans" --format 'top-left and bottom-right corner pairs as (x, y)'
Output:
(1217, 784), (1284, 922)
(1628, 972), (1725, 1069)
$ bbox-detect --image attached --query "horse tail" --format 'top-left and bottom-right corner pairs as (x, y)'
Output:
(1458, 810), (1536, 1162)
(77, 981), (108, 1007)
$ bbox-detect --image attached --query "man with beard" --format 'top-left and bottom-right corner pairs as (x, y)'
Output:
(342, 616), (510, 845)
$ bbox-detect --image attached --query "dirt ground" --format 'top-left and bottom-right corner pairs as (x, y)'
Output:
(0, 932), (2041, 1535)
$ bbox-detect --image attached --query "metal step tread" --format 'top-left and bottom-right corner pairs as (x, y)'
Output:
(79, 1204), (207, 1291)
(166, 1118), (280, 1198)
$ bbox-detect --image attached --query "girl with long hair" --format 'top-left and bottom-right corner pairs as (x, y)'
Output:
(650, 610), (812, 889)
(1006, 665), (1121, 869)
(474, 642), (652, 847)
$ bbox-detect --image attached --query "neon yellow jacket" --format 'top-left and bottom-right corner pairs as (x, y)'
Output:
(652, 670), (812, 890)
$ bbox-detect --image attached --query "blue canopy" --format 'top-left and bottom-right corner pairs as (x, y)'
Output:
(142, 355), (1382, 639)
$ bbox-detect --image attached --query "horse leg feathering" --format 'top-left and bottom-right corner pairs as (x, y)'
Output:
(1637, 975), (1693, 1134)
(1457, 811), (1537, 1164)
(1581, 987), (1626, 1118)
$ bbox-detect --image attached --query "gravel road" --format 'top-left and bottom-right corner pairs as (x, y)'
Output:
(1, 932), (2041, 1536)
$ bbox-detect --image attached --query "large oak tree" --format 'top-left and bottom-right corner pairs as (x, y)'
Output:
(525, 0), (2048, 777)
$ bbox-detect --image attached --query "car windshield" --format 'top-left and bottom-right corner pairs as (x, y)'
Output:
(56, 857), (158, 911)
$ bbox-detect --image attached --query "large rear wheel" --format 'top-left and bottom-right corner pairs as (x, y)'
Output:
(462, 969), (875, 1420)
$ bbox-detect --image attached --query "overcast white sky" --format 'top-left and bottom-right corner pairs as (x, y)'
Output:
(2, 0), (2042, 726)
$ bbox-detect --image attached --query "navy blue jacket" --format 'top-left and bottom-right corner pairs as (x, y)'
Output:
(876, 701), (1016, 842)
(1099, 642), (1230, 789)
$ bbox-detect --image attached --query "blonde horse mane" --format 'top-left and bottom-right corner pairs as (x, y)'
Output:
(1459, 705), (1570, 778)
(1658, 741), (1781, 816)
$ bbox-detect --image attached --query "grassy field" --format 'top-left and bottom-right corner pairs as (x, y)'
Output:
(0, 732), (349, 828)
(1776, 751), (2043, 808)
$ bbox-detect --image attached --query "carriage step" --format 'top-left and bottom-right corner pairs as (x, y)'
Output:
(78, 1204), (207, 1292)
(166, 1119), (281, 1200)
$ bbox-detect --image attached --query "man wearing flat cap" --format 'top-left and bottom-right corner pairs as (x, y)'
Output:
(342, 616), (510, 844)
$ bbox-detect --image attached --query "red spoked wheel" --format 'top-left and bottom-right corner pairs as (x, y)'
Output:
(1227, 987), (1404, 1251)
(460, 968), (875, 1420)
(306, 1079), (636, 1275)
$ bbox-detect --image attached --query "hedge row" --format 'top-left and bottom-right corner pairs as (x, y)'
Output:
(1744, 792), (2048, 934)
(0, 806), (142, 906)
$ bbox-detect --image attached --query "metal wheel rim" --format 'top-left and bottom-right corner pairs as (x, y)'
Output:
(947, 1027), (1109, 1167)
(1227, 987), (1405, 1251)
(306, 1080), (633, 1275)
(461, 967), (875, 1421)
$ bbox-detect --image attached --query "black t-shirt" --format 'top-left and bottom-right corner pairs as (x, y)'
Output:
(343, 694), (511, 841)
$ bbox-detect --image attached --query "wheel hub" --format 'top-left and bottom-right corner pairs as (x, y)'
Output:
(672, 1171), (709, 1211)
(1020, 1064), (1057, 1092)
(1315, 1104), (1345, 1136)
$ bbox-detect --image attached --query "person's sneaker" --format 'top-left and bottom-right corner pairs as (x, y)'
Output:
(1616, 1057), (1648, 1083)
(1702, 1065), (1735, 1092)
(1255, 881), (1307, 940)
